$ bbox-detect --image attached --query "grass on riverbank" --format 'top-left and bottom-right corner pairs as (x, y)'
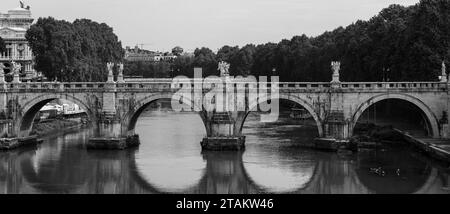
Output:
(31, 119), (82, 137)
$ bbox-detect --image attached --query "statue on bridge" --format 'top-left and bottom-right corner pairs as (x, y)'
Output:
(440, 60), (447, 82)
(117, 63), (124, 83)
(331, 61), (340, 83)
(119, 63), (124, 73)
(107, 62), (114, 83)
(218, 61), (230, 77)
(11, 61), (21, 83)
(0, 63), (5, 83)
(11, 61), (21, 74)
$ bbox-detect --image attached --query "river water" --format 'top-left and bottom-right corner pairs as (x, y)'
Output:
(1, 109), (449, 194)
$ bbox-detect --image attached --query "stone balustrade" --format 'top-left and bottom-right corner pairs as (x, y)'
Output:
(0, 81), (447, 93)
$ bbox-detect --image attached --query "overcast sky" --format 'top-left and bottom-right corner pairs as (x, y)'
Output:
(2, 0), (420, 52)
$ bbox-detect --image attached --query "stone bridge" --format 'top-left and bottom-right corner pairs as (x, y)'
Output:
(1, 67), (449, 150)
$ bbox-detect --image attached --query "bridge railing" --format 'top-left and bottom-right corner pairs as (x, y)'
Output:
(116, 82), (173, 90)
(4, 82), (106, 90)
(0, 81), (447, 91)
(277, 82), (331, 89)
(339, 82), (447, 90)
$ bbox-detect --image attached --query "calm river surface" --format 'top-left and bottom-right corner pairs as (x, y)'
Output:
(1, 109), (450, 194)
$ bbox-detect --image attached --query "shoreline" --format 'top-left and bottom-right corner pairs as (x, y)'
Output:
(31, 118), (90, 138)
(353, 123), (450, 164)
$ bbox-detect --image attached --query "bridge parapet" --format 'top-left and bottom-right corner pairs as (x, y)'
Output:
(0, 81), (328, 93)
(0, 82), (106, 92)
(340, 82), (447, 91)
(0, 81), (446, 93)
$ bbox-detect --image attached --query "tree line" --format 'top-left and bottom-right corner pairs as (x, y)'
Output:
(24, 0), (450, 82)
(171, 0), (450, 82)
(26, 17), (124, 82)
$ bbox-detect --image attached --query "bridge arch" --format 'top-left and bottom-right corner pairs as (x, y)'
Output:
(237, 94), (323, 137)
(350, 93), (440, 138)
(17, 94), (95, 138)
(123, 93), (208, 136)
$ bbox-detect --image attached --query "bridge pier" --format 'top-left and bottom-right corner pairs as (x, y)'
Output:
(86, 79), (140, 150)
(201, 112), (246, 151)
(201, 136), (246, 151)
(315, 112), (353, 151)
(0, 135), (42, 150)
(87, 104), (140, 150)
(87, 118), (140, 150)
(314, 79), (354, 151)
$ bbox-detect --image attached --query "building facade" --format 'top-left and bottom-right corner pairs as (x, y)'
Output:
(0, 5), (40, 81)
(124, 46), (177, 62)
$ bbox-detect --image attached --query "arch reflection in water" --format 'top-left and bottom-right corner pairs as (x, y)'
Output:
(1, 99), (450, 194)
(20, 129), (151, 194)
(242, 102), (320, 193)
(20, 129), (92, 193)
(133, 101), (207, 193)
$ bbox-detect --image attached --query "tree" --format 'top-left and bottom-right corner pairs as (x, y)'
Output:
(232, 44), (256, 76)
(172, 46), (184, 56)
(26, 17), (124, 82)
(251, 42), (277, 77)
(217, 45), (239, 62)
(172, 55), (195, 77)
(0, 36), (5, 53)
(193, 47), (217, 76)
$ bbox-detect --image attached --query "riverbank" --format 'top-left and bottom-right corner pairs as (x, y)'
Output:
(352, 123), (450, 164)
(31, 118), (89, 137)
(396, 129), (450, 165)
(1, 118), (88, 150)
(351, 123), (406, 149)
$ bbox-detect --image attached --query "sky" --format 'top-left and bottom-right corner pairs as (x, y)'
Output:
(1, 0), (420, 52)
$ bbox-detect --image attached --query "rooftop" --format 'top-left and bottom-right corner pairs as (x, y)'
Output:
(0, 26), (27, 32)
(0, 5), (32, 19)
(9, 7), (28, 12)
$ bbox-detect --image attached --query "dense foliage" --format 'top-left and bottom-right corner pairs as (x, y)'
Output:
(26, 17), (124, 82)
(124, 61), (172, 78)
(171, 46), (184, 56)
(0, 36), (5, 53)
(25, 0), (450, 82)
(167, 0), (450, 82)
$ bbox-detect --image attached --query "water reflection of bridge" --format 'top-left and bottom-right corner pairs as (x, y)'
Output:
(1, 140), (449, 194)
